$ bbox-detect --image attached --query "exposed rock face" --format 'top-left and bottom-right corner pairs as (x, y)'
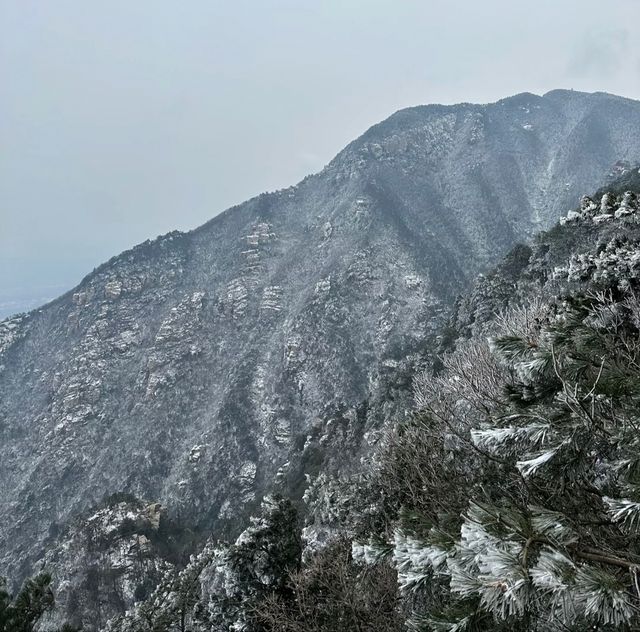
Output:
(3, 90), (640, 597)
(37, 497), (173, 631)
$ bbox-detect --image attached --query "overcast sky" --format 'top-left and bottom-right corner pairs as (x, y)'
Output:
(2, 0), (640, 315)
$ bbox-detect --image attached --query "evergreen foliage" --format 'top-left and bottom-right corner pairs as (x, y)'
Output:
(0, 572), (78, 632)
(366, 184), (640, 630)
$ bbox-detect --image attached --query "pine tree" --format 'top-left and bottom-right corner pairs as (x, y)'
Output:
(0, 572), (77, 632)
(0, 578), (11, 631)
(381, 257), (640, 629)
(202, 494), (301, 631)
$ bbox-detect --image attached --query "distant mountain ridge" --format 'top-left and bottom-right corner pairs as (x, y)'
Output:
(2, 89), (640, 608)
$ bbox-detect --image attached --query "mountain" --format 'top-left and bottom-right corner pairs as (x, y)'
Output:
(2, 89), (640, 615)
(95, 170), (640, 632)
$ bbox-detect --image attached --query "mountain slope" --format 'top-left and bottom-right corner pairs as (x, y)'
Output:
(2, 90), (640, 591)
(352, 171), (640, 631)
(100, 169), (640, 632)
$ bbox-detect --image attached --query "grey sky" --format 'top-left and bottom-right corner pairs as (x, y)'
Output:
(2, 0), (640, 316)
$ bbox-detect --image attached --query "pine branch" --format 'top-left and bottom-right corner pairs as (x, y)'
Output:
(570, 545), (640, 570)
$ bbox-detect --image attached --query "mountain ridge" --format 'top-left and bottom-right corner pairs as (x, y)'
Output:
(8, 88), (637, 323)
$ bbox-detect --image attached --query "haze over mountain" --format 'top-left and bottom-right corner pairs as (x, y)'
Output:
(4, 0), (640, 318)
(2, 89), (640, 626)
